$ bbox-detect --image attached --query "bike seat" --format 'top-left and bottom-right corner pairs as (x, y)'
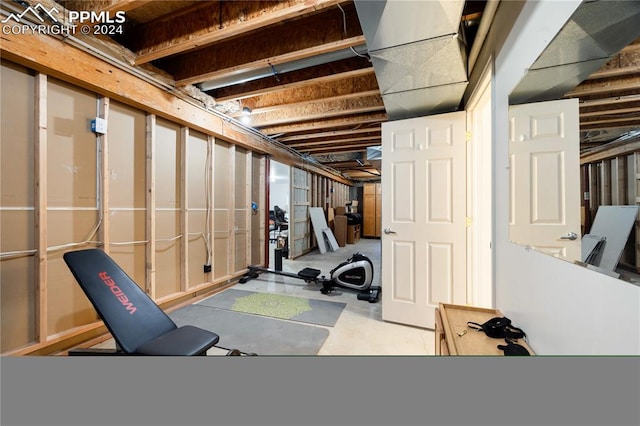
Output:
(298, 267), (321, 280)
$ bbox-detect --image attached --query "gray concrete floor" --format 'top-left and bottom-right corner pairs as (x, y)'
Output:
(90, 238), (435, 356)
(236, 238), (435, 356)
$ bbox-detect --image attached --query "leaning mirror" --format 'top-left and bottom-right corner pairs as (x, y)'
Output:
(508, 1), (640, 283)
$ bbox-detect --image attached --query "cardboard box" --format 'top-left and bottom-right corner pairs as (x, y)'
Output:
(334, 215), (347, 247)
(335, 206), (347, 216)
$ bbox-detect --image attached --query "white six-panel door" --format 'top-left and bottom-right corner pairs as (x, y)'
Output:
(509, 99), (581, 262)
(381, 112), (467, 329)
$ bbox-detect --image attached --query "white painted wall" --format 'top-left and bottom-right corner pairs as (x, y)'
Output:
(493, 0), (640, 354)
(269, 160), (290, 216)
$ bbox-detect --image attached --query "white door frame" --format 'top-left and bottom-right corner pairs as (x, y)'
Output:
(465, 60), (494, 308)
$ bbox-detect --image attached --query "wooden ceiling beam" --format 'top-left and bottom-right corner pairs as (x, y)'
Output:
(287, 135), (380, 148)
(130, 0), (349, 64)
(580, 116), (640, 127)
(236, 73), (380, 111)
(579, 94), (640, 108)
(580, 138), (640, 164)
(300, 141), (378, 153)
(250, 94), (384, 127)
(566, 75), (640, 97)
(279, 126), (381, 142)
(237, 90), (381, 119)
(59, 0), (153, 13)
(158, 3), (364, 86)
(210, 58), (373, 102)
(580, 105), (640, 118)
(304, 145), (372, 154)
(262, 113), (387, 136)
(587, 39), (640, 80)
(101, 0), (153, 13)
(174, 36), (365, 87)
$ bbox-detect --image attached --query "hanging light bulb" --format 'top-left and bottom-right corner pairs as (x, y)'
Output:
(240, 106), (252, 124)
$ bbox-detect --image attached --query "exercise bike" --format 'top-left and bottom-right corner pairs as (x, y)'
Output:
(238, 252), (381, 303)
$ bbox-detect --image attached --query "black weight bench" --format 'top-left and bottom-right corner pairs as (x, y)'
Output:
(64, 249), (250, 356)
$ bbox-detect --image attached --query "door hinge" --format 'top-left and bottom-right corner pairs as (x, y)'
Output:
(465, 131), (472, 142)
(465, 217), (472, 227)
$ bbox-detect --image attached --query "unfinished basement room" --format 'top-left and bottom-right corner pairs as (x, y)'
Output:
(2, 1), (639, 425)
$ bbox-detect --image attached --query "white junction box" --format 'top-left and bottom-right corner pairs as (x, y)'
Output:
(91, 117), (108, 134)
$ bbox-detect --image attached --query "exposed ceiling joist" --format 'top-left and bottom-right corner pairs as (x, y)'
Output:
(34, 0), (636, 181)
(125, 0), (349, 64)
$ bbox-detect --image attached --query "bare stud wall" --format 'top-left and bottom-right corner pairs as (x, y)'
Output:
(0, 58), (349, 354)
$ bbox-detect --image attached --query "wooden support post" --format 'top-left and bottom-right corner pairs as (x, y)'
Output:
(180, 126), (189, 292)
(245, 150), (253, 269)
(98, 96), (110, 251)
(208, 135), (216, 276)
(228, 144), (236, 275)
(34, 73), (47, 343)
(145, 114), (156, 298)
(601, 159), (611, 206)
(613, 156), (628, 205)
(589, 163), (600, 220)
(628, 152), (640, 273)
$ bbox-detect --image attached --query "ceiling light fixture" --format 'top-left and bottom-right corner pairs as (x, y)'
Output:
(242, 106), (252, 116)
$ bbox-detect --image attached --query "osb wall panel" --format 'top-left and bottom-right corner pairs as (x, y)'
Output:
(154, 119), (181, 298)
(46, 211), (100, 335)
(107, 101), (147, 286)
(213, 140), (232, 279)
(47, 79), (97, 208)
(1, 61), (36, 351)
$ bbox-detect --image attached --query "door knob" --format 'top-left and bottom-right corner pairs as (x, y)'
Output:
(560, 232), (578, 240)
(383, 228), (396, 235)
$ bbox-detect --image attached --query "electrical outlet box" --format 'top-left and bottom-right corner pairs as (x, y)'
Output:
(91, 117), (108, 134)
(203, 264), (212, 273)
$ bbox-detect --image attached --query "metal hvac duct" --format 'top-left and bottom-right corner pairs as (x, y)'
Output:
(354, 0), (468, 120)
(510, 0), (640, 105)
